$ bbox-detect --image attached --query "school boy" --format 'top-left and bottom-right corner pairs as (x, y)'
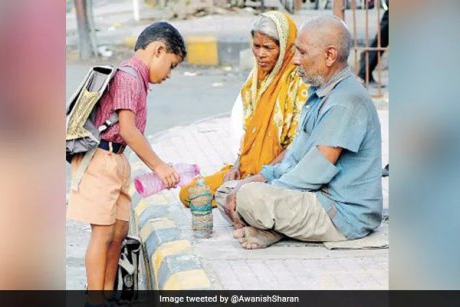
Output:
(67, 22), (187, 292)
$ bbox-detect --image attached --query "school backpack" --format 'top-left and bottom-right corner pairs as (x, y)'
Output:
(66, 65), (139, 191)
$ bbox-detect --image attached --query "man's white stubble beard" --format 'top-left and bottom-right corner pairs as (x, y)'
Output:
(298, 68), (325, 88)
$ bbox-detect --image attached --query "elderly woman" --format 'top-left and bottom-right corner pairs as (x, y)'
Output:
(179, 11), (309, 207)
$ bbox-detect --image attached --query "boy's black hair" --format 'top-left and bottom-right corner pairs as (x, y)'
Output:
(135, 22), (187, 59)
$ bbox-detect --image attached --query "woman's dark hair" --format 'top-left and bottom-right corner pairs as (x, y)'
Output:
(135, 22), (187, 59)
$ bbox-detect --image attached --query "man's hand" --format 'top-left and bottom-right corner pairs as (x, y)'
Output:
(154, 162), (180, 188)
(223, 174), (266, 228)
(223, 167), (241, 182)
(225, 190), (246, 229)
(224, 191), (237, 216)
(224, 181), (244, 216)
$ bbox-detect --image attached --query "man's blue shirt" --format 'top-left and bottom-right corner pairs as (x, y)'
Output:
(260, 67), (383, 239)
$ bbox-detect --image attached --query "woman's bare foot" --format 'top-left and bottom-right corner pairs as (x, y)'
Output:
(232, 227), (283, 249)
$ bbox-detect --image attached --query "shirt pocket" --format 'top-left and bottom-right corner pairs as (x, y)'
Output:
(301, 103), (317, 136)
(291, 124), (312, 163)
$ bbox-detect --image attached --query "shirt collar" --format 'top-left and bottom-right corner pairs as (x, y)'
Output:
(312, 66), (353, 98)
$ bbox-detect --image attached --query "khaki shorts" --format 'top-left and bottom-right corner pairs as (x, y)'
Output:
(67, 148), (131, 225)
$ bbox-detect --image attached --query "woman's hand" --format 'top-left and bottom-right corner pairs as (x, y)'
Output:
(154, 162), (180, 188)
(223, 167), (241, 182)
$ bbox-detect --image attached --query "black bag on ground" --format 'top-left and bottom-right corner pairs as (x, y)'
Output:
(114, 235), (142, 300)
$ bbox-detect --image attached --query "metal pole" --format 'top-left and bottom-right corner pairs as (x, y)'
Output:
(376, 0), (382, 96)
(351, 0), (358, 75)
(133, 0), (140, 21)
(364, 0), (369, 88)
(86, 0), (99, 57)
(74, 0), (93, 59)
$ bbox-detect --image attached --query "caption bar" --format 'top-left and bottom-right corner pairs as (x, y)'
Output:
(160, 294), (300, 304)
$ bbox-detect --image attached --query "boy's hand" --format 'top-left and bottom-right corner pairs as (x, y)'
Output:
(118, 110), (181, 188)
(154, 162), (180, 188)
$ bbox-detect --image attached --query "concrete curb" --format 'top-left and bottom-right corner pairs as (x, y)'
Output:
(122, 34), (249, 66)
(129, 165), (213, 290)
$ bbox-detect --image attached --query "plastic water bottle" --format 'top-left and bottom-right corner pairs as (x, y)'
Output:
(189, 178), (213, 239)
(134, 163), (200, 198)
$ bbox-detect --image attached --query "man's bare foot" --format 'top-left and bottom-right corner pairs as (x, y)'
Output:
(232, 227), (283, 249)
(232, 213), (246, 229)
(232, 228), (246, 243)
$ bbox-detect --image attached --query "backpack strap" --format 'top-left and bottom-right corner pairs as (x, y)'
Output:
(118, 65), (143, 101)
(71, 66), (143, 192)
(98, 112), (119, 133)
(71, 147), (97, 192)
(96, 66), (141, 133)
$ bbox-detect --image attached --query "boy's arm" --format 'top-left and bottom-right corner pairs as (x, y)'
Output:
(118, 109), (179, 188)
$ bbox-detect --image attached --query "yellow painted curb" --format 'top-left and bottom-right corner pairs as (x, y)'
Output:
(133, 194), (174, 230)
(66, 49), (79, 61)
(186, 36), (218, 66)
(140, 218), (176, 242)
(134, 199), (148, 219)
(144, 193), (174, 205)
(130, 161), (145, 171)
(129, 184), (136, 196)
(132, 198), (147, 231)
(124, 35), (137, 49)
(151, 240), (191, 289)
(163, 269), (211, 290)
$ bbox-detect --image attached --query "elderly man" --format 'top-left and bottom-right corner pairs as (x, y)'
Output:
(216, 15), (383, 249)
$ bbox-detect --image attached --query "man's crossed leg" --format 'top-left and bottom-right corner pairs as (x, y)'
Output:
(216, 181), (346, 249)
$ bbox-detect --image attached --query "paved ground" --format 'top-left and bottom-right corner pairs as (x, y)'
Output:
(128, 111), (389, 290)
(67, 109), (388, 290)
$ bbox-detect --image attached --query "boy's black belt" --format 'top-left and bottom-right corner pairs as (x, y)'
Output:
(99, 140), (125, 154)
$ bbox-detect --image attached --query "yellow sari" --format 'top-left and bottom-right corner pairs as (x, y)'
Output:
(180, 11), (309, 207)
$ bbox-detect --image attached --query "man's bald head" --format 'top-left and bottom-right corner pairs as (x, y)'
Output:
(299, 15), (352, 63)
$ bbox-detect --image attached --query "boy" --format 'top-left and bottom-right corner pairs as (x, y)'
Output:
(67, 22), (187, 292)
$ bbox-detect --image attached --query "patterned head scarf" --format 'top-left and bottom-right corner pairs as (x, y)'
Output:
(238, 11), (309, 177)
